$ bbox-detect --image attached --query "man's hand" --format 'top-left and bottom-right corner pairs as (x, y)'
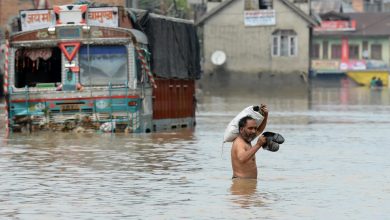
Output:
(256, 135), (267, 148)
(260, 104), (268, 117)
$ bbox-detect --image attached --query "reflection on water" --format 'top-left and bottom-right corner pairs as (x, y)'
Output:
(231, 179), (258, 196)
(2, 130), (198, 175)
(1, 84), (390, 219)
(230, 179), (266, 208)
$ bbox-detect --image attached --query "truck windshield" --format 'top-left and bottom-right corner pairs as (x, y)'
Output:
(79, 45), (128, 86)
(14, 47), (62, 88)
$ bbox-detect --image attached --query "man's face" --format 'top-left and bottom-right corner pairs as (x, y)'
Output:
(240, 119), (257, 142)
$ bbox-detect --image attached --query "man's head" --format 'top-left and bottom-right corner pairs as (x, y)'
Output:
(238, 116), (257, 142)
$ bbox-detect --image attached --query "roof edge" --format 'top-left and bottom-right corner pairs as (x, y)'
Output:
(196, 0), (319, 27)
(195, 0), (234, 26)
(280, 0), (319, 26)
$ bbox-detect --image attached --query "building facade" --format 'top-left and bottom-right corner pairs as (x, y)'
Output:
(311, 0), (390, 14)
(196, 0), (317, 89)
(312, 12), (390, 86)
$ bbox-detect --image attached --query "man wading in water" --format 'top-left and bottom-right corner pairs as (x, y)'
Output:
(231, 104), (268, 179)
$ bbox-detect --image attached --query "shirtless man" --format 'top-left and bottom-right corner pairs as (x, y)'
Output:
(231, 104), (268, 179)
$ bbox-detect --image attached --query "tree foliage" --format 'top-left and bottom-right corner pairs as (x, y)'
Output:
(137, 0), (190, 19)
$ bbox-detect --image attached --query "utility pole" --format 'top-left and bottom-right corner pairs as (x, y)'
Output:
(132, 0), (138, 9)
(126, 0), (138, 8)
(33, 0), (48, 9)
(0, 0), (2, 39)
(173, 0), (178, 17)
(160, 0), (167, 15)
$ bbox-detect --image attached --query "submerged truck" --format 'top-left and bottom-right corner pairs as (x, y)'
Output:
(3, 4), (201, 133)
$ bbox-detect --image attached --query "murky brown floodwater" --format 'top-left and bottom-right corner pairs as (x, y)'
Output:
(1, 85), (390, 219)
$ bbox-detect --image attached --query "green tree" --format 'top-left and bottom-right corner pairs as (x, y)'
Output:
(137, 0), (190, 19)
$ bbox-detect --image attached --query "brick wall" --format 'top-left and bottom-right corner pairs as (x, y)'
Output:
(0, 0), (126, 37)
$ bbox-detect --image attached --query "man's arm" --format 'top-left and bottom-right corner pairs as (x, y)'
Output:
(234, 137), (266, 163)
(256, 104), (268, 136)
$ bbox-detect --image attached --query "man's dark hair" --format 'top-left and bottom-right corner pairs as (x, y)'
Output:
(238, 116), (255, 130)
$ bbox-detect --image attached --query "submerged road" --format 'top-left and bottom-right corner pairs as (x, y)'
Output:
(1, 85), (390, 219)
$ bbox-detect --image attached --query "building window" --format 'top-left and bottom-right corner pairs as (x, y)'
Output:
(312, 43), (320, 59)
(272, 30), (297, 57)
(349, 44), (359, 59)
(260, 0), (273, 9)
(290, 37), (297, 56)
(272, 37), (279, 56)
(322, 41), (328, 59)
(371, 44), (382, 60)
(245, 0), (259, 10)
(331, 44), (341, 59)
(362, 41), (369, 59)
(280, 35), (289, 56)
(364, 0), (382, 12)
(244, 0), (273, 10)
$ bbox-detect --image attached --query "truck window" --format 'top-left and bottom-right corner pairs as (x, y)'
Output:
(79, 45), (128, 86)
(14, 47), (62, 88)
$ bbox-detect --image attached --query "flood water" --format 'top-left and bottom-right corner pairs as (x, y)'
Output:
(1, 84), (390, 219)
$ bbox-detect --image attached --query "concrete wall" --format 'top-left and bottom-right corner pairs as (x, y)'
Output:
(202, 0), (312, 77)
